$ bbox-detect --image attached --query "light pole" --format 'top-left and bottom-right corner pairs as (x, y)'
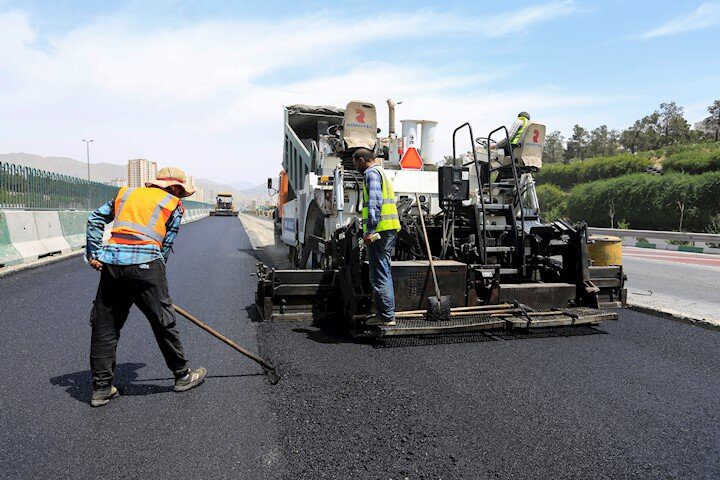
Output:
(82, 139), (93, 209)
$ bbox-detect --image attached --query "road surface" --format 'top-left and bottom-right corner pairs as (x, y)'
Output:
(623, 246), (720, 324)
(1, 216), (719, 479)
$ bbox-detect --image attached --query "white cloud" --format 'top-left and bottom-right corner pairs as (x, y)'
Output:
(483, 0), (577, 37)
(0, 4), (593, 185)
(638, 2), (720, 39)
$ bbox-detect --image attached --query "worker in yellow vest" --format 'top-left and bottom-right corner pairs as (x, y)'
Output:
(494, 111), (531, 153)
(353, 148), (401, 327)
(85, 167), (206, 407)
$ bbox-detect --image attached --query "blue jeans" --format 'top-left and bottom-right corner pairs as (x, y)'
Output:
(368, 230), (397, 320)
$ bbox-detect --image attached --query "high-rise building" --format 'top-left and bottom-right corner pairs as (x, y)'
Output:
(184, 175), (203, 202)
(127, 159), (157, 187)
(107, 178), (127, 188)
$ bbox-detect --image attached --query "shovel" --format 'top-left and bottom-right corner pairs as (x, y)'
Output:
(414, 193), (451, 321)
(173, 304), (281, 385)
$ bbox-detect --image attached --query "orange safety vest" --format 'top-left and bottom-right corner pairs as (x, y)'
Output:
(109, 187), (182, 247)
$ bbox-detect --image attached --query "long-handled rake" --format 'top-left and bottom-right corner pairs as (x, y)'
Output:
(173, 304), (280, 384)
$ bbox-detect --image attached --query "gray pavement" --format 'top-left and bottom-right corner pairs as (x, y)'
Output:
(1, 216), (720, 479)
(623, 248), (720, 325)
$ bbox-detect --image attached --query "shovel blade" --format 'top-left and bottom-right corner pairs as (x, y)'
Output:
(427, 295), (452, 322)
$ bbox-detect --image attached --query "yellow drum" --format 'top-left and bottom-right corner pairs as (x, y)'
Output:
(588, 235), (622, 266)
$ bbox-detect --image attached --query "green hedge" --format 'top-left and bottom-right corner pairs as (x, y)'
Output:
(662, 145), (720, 174)
(535, 153), (652, 189)
(536, 183), (567, 222)
(566, 172), (720, 231)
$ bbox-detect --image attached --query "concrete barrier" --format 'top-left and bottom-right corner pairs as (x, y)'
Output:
(1, 207), (211, 271)
(34, 211), (71, 255)
(4, 211), (46, 262)
(58, 211), (90, 250)
(0, 211), (22, 267)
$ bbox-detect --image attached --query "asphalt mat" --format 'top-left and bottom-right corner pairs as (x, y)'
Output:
(0, 217), (285, 480)
(1, 216), (719, 479)
(258, 311), (720, 479)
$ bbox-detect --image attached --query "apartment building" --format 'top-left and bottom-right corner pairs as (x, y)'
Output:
(127, 159), (157, 188)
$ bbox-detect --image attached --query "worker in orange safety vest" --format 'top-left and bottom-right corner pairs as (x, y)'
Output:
(85, 167), (206, 407)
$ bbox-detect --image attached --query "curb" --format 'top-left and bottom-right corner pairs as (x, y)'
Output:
(628, 241), (720, 255)
(627, 303), (720, 332)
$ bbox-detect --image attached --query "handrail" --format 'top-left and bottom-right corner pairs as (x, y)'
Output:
(453, 122), (487, 263)
(588, 228), (720, 243)
(487, 125), (525, 274)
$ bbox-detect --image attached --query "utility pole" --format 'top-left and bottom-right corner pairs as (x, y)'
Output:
(82, 139), (93, 209)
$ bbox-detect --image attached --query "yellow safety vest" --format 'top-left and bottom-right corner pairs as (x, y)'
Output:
(109, 187), (181, 247)
(511, 116), (530, 145)
(361, 166), (401, 234)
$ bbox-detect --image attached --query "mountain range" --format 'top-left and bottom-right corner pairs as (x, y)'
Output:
(0, 153), (270, 205)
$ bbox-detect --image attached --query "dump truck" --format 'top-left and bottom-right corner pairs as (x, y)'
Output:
(257, 100), (625, 337)
(210, 192), (236, 216)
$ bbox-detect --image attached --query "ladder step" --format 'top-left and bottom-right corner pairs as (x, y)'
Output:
(484, 225), (513, 231)
(486, 246), (515, 253)
(482, 204), (511, 210)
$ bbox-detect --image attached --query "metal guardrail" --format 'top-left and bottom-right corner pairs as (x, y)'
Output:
(589, 227), (720, 244)
(182, 200), (213, 210)
(1, 161), (213, 210)
(1, 161), (120, 210)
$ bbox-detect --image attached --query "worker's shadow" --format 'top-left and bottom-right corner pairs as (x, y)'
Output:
(50, 362), (173, 405)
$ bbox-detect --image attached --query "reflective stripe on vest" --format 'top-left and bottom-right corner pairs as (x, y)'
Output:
(361, 166), (401, 234)
(511, 116), (530, 145)
(109, 187), (180, 247)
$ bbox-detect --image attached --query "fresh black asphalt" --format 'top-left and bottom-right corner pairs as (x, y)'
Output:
(1, 216), (719, 479)
(0, 217), (284, 479)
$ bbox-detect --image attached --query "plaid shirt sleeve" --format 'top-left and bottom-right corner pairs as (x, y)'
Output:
(365, 168), (383, 234)
(496, 118), (524, 148)
(161, 204), (184, 261)
(85, 200), (115, 261)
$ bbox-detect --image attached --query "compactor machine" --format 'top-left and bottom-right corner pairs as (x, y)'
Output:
(257, 100), (625, 337)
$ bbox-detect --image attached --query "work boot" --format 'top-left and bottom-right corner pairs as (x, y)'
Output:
(174, 367), (207, 392)
(365, 316), (397, 327)
(90, 385), (120, 407)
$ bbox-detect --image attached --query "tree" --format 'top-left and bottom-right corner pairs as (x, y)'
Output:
(707, 99), (720, 141)
(659, 101), (690, 145)
(564, 125), (590, 161)
(620, 112), (661, 152)
(543, 130), (565, 164)
(588, 125), (621, 157)
(607, 198), (616, 228)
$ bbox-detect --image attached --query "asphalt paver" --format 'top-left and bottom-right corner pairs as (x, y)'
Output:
(2, 216), (719, 479)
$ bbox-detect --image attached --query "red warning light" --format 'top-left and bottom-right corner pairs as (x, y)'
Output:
(400, 147), (423, 170)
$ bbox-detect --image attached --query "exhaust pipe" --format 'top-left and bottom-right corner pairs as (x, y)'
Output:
(387, 98), (396, 136)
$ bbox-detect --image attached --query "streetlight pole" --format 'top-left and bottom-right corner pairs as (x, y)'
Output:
(82, 139), (93, 209)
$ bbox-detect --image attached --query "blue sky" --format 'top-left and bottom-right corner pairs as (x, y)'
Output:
(1, 0), (718, 184)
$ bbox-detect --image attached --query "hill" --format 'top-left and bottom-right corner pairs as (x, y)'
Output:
(0, 152), (266, 205)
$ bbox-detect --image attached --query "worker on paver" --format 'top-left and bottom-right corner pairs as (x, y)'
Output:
(493, 111), (531, 154)
(352, 148), (401, 327)
(85, 167), (206, 407)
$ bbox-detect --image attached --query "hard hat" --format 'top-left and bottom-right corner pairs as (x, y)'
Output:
(518, 111), (531, 120)
(146, 166), (196, 198)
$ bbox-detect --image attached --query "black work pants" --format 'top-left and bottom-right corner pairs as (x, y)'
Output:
(89, 259), (188, 390)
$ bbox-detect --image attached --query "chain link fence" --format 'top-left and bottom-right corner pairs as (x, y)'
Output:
(1, 161), (212, 210)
